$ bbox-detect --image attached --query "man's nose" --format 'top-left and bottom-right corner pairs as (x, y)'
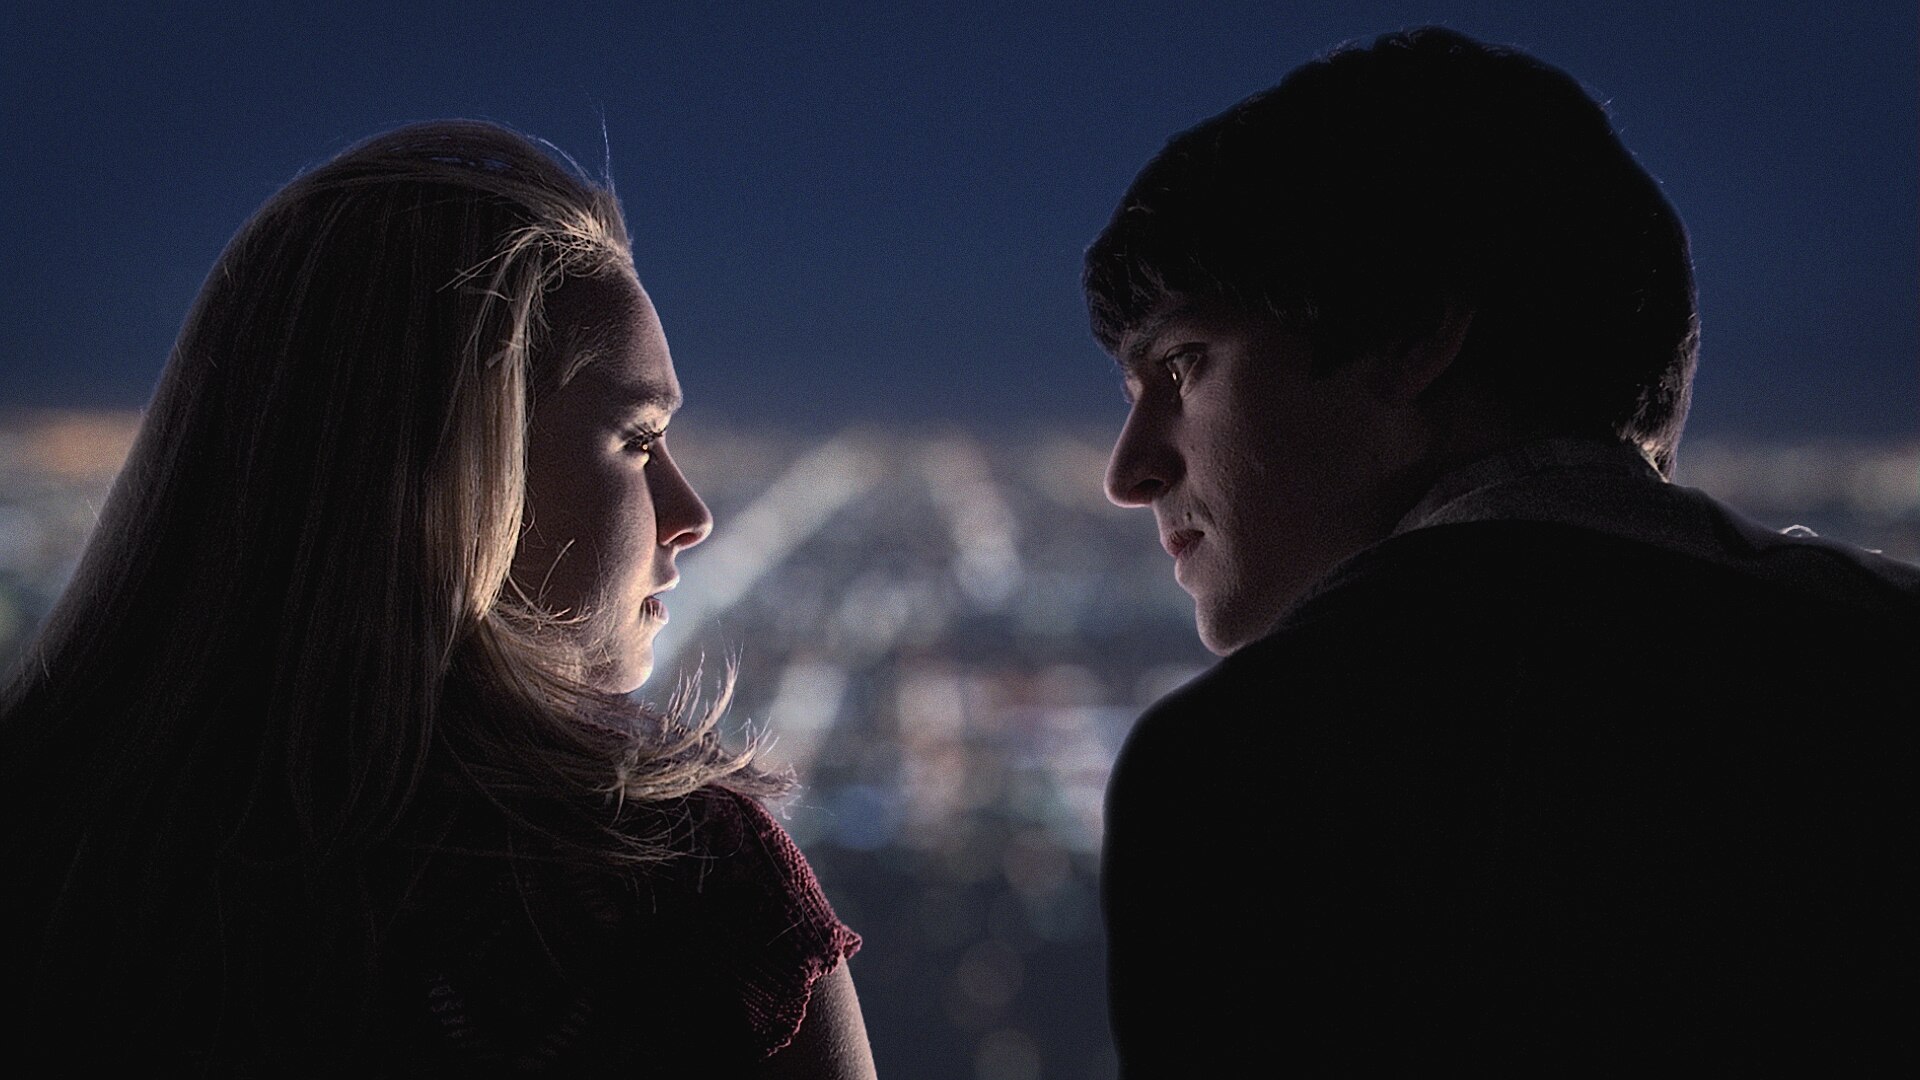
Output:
(1104, 405), (1180, 507)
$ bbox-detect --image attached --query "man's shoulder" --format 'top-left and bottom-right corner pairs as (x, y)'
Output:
(1276, 518), (1920, 645)
(1329, 516), (1906, 604)
(1124, 518), (1917, 755)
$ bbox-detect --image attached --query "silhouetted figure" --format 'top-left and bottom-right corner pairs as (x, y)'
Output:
(1085, 27), (1918, 1073)
(0, 121), (876, 1077)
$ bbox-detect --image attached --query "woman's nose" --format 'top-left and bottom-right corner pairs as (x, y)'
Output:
(653, 445), (713, 550)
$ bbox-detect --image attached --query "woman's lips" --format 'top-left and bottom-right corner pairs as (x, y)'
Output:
(642, 574), (678, 625)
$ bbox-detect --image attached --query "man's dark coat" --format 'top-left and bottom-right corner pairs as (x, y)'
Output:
(1105, 518), (1918, 1073)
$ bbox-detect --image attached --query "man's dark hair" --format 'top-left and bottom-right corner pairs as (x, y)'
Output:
(1084, 26), (1698, 473)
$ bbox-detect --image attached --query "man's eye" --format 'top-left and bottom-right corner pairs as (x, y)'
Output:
(1165, 349), (1202, 386)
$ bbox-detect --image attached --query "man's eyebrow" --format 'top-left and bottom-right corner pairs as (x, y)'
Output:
(1116, 306), (1189, 373)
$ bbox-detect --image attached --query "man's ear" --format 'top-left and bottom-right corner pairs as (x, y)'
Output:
(1375, 302), (1475, 404)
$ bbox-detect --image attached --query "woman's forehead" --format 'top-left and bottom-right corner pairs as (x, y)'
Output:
(548, 268), (649, 338)
(545, 271), (677, 402)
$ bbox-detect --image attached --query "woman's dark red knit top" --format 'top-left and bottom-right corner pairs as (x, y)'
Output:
(381, 785), (860, 1074)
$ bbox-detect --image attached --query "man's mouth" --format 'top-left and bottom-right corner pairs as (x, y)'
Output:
(1164, 529), (1203, 558)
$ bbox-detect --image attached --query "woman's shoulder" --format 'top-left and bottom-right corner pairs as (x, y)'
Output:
(652, 786), (831, 892)
(638, 786), (863, 1056)
(391, 784), (859, 1067)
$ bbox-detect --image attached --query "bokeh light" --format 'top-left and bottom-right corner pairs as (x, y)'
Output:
(1, 410), (1913, 1075)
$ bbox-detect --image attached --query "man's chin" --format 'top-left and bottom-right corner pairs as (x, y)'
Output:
(1196, 621), (1242, 657)
(1195, 594), (1289, 656)
(1193, 605), (1243, 656)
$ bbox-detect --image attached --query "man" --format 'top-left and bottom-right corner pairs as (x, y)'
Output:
(1088, 27), (1917, 1072)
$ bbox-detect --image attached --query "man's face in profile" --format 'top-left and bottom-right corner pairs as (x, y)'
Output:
(1105, 299), (1410, 654)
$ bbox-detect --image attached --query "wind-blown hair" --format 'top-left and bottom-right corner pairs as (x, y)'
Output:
(0, 120), (781, 1063)
(1084, 26), (1699, 474)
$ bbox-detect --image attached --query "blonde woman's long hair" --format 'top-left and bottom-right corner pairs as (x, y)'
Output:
(0, 120), (782, 1059)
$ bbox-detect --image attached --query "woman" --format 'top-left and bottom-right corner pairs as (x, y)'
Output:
(0, 121), (875, 1077)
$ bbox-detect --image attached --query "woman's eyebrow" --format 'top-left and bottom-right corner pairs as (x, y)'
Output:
(613, 381), (683, 416)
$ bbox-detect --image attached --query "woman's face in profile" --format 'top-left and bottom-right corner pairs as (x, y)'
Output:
(512, 273), (712, 693)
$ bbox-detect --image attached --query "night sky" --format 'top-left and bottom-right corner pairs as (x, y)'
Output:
(4, 1), (1915, 439)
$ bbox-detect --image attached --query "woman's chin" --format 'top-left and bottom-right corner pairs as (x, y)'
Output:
(575, 625), (658, 695)
(604, 648), (655, 696)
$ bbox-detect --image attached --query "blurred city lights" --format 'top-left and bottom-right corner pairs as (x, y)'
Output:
(1, 409), (1913, 1077)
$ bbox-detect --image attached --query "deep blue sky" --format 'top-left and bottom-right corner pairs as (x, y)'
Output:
(4, 1), (1914, 438)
